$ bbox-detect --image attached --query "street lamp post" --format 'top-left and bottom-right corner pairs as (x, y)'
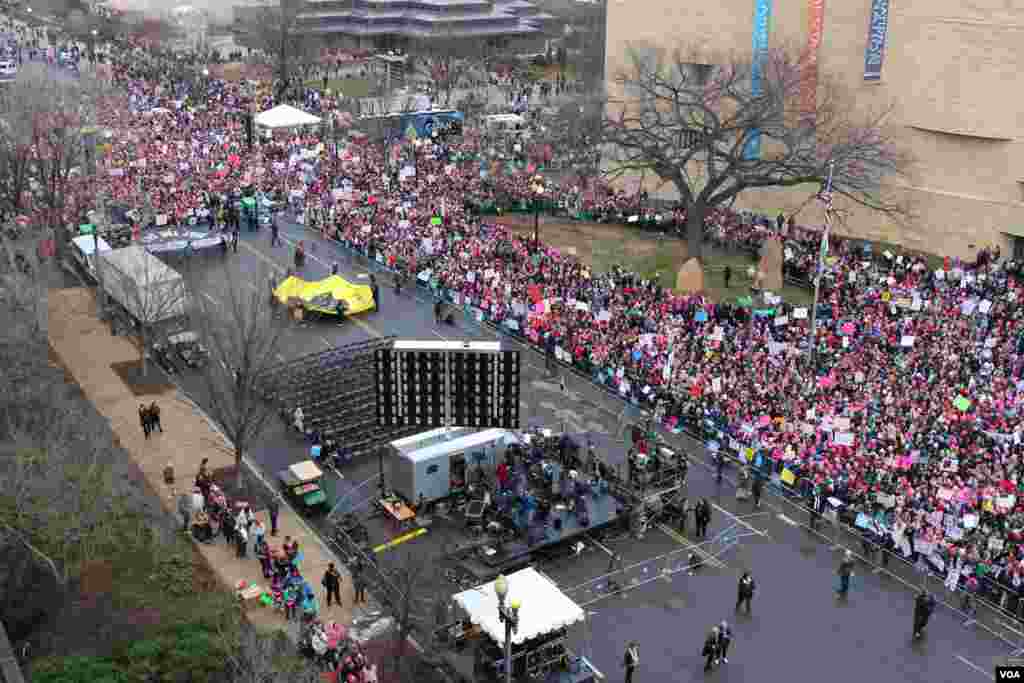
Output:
(807, 159), (836, 373)
(493, 574), (521, 683)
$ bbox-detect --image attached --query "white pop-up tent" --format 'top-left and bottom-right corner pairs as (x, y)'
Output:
(254, 104), (323, 129)
(452, 567), (584, 645)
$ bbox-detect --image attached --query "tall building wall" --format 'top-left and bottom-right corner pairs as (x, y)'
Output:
(605, 0), (1024, 258)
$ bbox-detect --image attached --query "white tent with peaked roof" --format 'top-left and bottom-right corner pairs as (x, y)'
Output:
(254, 104), (322, 129)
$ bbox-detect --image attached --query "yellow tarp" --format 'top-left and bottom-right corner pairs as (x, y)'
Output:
(273, 275), (375, 315)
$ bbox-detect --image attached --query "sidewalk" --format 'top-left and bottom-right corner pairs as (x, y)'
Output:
(46, 287), (357, 635)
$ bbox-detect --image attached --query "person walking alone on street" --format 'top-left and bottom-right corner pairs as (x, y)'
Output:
(723, 264), (732, 290)
(267, 495), (280, 536)
(149, 402), (162, 433)
(702, 627), (719, 672)
(231, 226), (239, 253)
(622, 641), (639, 683)
(369, 274), (380, 313)
(736, 571), (755, 613)
(353, 563), (367, 604)
(751, 472), (764, 508)
(322, 562), (342, 608)
(717, 621), (732, 664)
(912, 590), (936, 639)
(695, 499), (711, 539)
(271, 216), (280, 247)
(836, 550), (855, 598)
(139, 403), (151, 439)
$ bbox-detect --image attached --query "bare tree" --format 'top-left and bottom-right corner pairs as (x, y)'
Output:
(603, 45), (912, 264)
(219, 621), (322, 683)
(378, 548), (437, 683)
(539, 96), (604, 187)
(99, 244), (189, 376)
(186, 264), (285, 492)
(235, 0), (317, 100)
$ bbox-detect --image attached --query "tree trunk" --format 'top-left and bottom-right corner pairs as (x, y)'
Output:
(235, 445), (244, 493)
(685, 202), (706, 265)
(140, 325), (149, 377)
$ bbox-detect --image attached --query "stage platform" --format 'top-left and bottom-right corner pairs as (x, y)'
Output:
(454, 493), (625, 578)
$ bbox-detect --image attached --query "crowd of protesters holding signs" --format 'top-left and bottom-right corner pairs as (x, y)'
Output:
(46, 32), (1024, 627)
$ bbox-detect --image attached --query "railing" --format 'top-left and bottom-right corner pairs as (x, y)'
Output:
(676, 416), (1024, 649)
(297, 220), (1024, 651)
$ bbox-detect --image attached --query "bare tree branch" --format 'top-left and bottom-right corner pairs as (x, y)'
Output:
(603, 45), (913, 263)
(185, 263), (285, 492)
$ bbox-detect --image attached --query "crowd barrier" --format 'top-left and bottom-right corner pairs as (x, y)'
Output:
(297, 220), (1024, 649)
(684, 415), (1024, 645)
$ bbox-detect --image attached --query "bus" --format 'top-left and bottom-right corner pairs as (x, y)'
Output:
(361, 109), (464, 143)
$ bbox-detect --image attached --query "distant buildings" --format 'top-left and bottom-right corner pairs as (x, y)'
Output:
(235, 0), (555, 51)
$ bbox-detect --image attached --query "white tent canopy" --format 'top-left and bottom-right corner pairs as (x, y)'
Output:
(255, 104), (322, 129)
(452, 567), (584, 645)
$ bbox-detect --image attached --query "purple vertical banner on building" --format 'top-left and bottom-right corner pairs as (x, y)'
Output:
(863, 0), (890, 81)
(745, 0), (773, 160)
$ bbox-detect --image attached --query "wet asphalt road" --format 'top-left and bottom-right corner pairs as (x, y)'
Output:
(167, 219), (1008, 683)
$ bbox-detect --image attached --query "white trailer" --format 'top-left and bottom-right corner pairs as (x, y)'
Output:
(389, 428), (521, 504)
(97, 245), (189, 324)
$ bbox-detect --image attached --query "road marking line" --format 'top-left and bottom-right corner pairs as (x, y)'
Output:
(998, 619), (1024, 638)
(201, 292), (217, 304)
(432, 329), (450, 341)
(656, 524), (727, 569)
(320, 336), (334, 350)
(777, 513), (799, 527)
(709, 501), (770, 540)
(954, 655), (993, 680)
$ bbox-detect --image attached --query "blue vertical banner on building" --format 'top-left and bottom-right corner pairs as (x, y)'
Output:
(745, 0), (773, 160)
(863, 0), (890, 81)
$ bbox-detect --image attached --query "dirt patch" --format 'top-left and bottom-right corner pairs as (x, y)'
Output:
(491, 214), (815, 305)
(79, 560), (114, 595)
(110, 359), (176, 396)
(494, 214), (688, 275)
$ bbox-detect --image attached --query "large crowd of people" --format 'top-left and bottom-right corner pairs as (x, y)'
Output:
(40, 36), (1024, 618)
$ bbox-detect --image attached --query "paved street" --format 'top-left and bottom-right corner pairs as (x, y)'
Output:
(168, 219), (1008, 683)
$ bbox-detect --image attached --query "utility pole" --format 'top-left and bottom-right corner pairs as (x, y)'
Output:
(94, 189), (108, 318)
(807, 159), (835, 373)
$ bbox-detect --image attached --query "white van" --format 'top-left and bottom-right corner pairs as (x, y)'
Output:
(0, 60), (17, 82)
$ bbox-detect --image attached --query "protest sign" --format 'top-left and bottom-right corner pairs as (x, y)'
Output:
(793, 307), (808, 319)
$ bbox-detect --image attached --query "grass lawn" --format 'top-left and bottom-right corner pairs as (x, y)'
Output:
(495, 215), (815, 306)
(306, 77), (372, 98)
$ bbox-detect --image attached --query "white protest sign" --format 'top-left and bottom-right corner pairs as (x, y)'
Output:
(901, 336), (915, 347)
(793, 307), (808, 320)
(834, 432), (855, 446)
